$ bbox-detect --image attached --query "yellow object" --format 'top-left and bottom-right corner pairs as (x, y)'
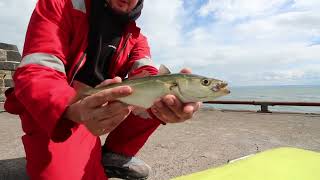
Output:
(172, 147), (320, 180)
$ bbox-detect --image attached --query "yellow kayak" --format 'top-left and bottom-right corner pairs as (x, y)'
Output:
(172, 147), (320, 180)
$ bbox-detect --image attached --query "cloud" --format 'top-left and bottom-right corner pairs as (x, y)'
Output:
(0, 0), (37, 51)
(138, 0), (320, 86)
(0, 0), (319, 86)
(138, 0), (185, 53)
(198, 0), (291, 21)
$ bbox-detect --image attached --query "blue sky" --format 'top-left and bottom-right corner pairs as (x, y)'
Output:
(0, 0), (319, 86)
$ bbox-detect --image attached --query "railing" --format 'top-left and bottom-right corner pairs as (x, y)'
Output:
(204, 101), (320, 113)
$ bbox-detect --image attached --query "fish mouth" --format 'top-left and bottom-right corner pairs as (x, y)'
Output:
(212, 81), (230, 94)
(197, 87), (230, 100)
(218, 81), (228, 89)
(221, 87), (231, 94)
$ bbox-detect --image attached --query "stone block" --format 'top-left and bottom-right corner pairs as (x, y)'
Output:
(0, 70), (12, 79)
(4, 79), (14, 87)
(0, 93), (5, 102)
(0, 78), (4, 87)
(0, 71), (6, 79)
(0, 42), (19, 51)
(0, 50), (6, 61)
(0, 61), (20, 71)
(7, 51), (22, 62)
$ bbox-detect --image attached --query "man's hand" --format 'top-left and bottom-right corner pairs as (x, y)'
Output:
(64, 77), (133, 136)
(150, 68), (202, 123)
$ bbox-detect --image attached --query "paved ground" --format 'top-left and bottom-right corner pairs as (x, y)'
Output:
(1, 109), (319, 180)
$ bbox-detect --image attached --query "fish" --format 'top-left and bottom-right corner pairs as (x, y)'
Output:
(80, 65), (230, 108)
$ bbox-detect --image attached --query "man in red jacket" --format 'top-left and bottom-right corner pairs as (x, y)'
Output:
(4, 0), (201, 179)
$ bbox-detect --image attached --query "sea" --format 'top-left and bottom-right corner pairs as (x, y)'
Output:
(204, 85), (320, 114)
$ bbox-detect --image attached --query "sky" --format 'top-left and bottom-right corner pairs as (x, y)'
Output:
(0, 0), (319, 86)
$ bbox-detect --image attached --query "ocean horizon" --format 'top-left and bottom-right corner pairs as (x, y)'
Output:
(205, 85), (320, 113)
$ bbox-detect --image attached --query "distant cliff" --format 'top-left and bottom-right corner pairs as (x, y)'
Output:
(0, 43), (21, 102)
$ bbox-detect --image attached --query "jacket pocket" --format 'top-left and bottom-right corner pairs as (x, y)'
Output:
(4, 87), (24, 115)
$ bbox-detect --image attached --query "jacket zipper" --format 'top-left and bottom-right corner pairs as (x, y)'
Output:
(69, 33), (131, 85)
(109, 33), (132, 75)
(69, 52), (86, 85)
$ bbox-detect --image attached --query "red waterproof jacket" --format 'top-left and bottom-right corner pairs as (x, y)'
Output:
(4, 1), (162, 179)
(4, 0), (158, 139)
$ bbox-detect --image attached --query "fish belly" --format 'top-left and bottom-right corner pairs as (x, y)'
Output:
(118, 81), (169, 108)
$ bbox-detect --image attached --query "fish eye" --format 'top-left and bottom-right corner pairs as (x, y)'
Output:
(201, 79), (211, 86)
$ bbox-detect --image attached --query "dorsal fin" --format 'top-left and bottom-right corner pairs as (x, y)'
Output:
(158, 64), (171, 75)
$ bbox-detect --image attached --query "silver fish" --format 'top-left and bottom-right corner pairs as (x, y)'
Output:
(81, 65), (230, 108)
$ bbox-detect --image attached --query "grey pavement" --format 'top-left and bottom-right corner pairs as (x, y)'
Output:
(0, 109), (319, 180)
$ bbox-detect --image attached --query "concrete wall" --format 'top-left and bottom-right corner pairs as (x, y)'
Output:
(0, 43), (21, 102)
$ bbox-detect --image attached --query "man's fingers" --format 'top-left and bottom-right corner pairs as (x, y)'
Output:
(180, 68), (192, 74)
(99, 110), (131, 132)
(152, 99), (181, 123)
(151, 107), (167, 122)
(85, 107), (131, 136)
(82, 102), (132, 136)
(83, 86), (133, 108)
(162, 95), (186, 119)
(96, 77), (122, 88)
(183, 103), (195, 114)
(162, 95), (199, 120)
(86, 102), (130, 121)
(183, 102), (202, 114)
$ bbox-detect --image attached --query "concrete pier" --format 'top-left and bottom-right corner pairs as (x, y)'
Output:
(1, 109), (319, 180)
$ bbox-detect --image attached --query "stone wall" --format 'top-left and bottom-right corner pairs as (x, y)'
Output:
(0, 43), (21, 102)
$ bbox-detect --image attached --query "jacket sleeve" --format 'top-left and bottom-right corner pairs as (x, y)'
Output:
(127, 34), (159, 77)
(9, 0), (77, 138)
